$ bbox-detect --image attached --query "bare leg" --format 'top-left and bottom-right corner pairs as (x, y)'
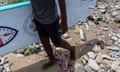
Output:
(41, 37), (56, 62)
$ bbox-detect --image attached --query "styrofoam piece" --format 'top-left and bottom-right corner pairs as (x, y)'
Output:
(88, 59), (100, 71)
(87, 52), (96, 59)
(106, 46), (119, 50)
(16, 54), (24, 58)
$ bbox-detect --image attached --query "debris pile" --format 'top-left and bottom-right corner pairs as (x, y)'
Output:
(74, 0), (120, 72)
(0, 56), (11, 72)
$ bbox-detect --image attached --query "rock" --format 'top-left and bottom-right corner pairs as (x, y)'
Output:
(101, 59), (112, 70)
(3, 64), (11, 72)
(116, 34), (120, 38)
(80, 56), (88, 65)
(83, 55), (89, 61)
(111, 35), (118, 41)
(97, 5), (106, 9)
(111, 11), (120, 17)
(16, 54), (24, 58)
(84, 64), (92, 72)
(92, 45), (102, 53)
(74, 63), (85, 72)
(95, 53), (103, 64)
(103, 26), (109, 31)
(98, 67), (106, 72)
(0, 0), (8, 6)
(114, 15), (120, 23)
(0, 66), (3, 72)
(88, 59), (100, 71)
(87, 52), (96, 59)
(100, 9), (106, 14)
(111, 61), (120, 71)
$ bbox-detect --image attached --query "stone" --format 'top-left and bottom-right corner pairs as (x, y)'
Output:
(0, 66), (3, 72)
(114, 15), (120, 23)
(0, 0), (8, 6)
(83, 55), (89, 61)
(84, 64), (92, 72)
(80, 56), (87, 65)
(111, 35), (118, 41)
(95, 53), (103, 64)
(3, 64), (11, 72)
(111, 61), (120, 71)
(88, 59), (100, 71)
(101, 59), (112, 70)
(92, 45), (102, 53)
(111, 11), (120, 17)
(74, 63), (85, 72)
(16, 54), (24, 58)
(103, 26), (109, 31)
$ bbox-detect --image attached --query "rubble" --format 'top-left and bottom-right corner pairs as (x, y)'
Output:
(0, 56), (11, 72)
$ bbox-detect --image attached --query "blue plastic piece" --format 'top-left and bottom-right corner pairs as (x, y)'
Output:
(0, 1), (31, 12)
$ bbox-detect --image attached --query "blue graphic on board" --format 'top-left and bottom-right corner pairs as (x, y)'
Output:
(23, 14), (37, 35)
(0, 26), (18, 47)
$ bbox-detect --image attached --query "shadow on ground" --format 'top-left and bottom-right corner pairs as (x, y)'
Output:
(14, 39), (103, 72)
(14, 59), (62, 72)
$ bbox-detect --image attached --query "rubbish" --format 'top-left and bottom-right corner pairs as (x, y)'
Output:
(111, 50), (119, 58)
(88, 59), (100, 71)
(84, 23), (89, 30)
(79, 29), (86, 41)
(84, 64), (92, 72)
(87, 51), (96, 59)
(4, 64), (11, 72)
(111, 61), (120, 71)
(16, 54), (24, 58)
(98, 67), (105, 72)
(106, 46), (119, 51)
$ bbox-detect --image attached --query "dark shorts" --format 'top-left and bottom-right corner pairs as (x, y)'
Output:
(34, 19), (62, 45)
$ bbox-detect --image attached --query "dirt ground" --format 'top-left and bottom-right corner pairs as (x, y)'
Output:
(4, 21), (120, 72)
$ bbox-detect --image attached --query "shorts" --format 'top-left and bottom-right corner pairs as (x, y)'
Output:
(34, 19), (62, 45)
